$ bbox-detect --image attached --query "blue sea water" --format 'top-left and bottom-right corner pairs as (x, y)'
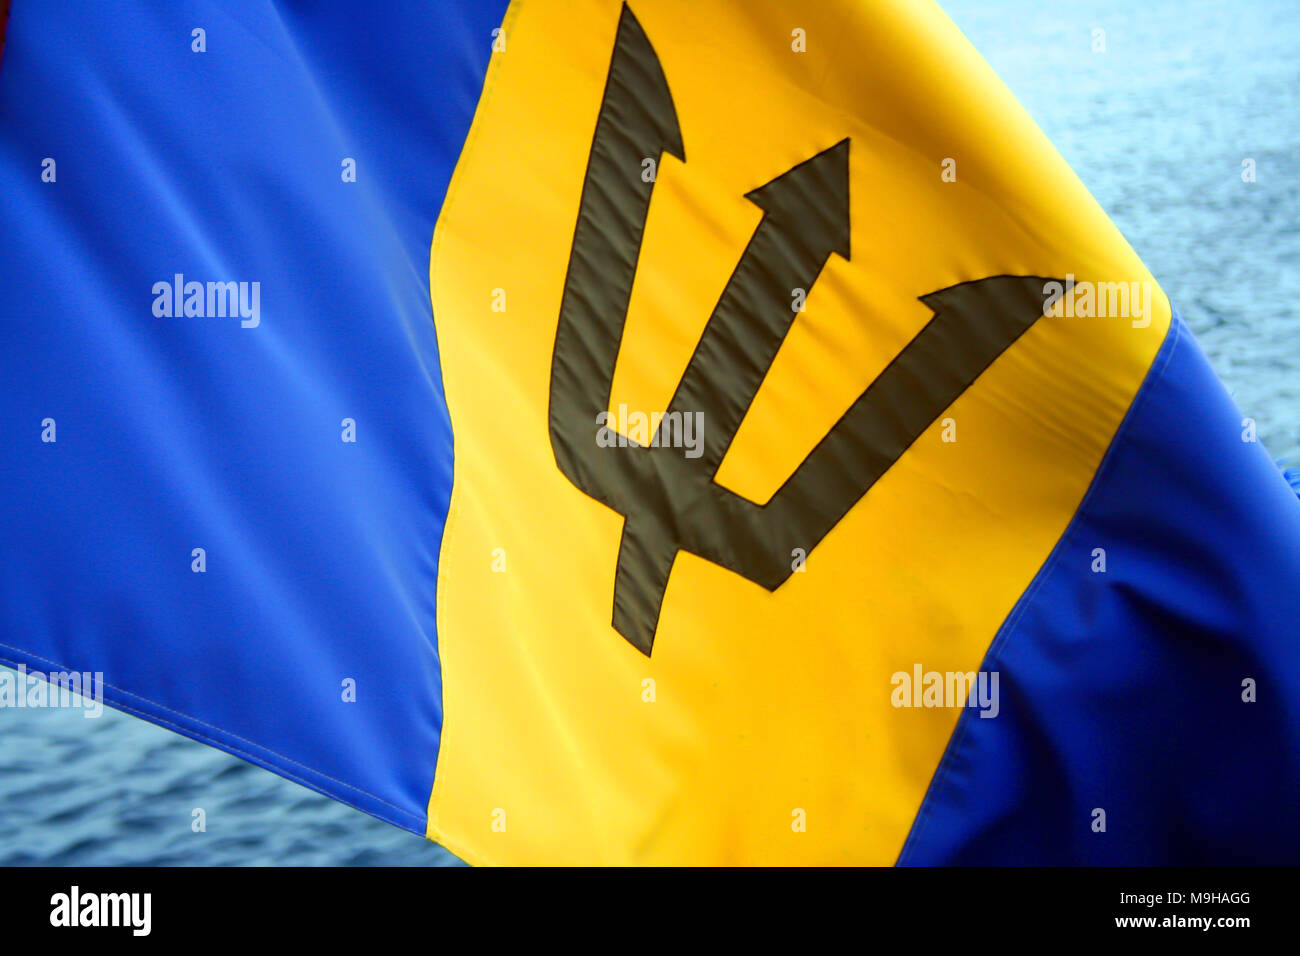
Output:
(1, 0), (1296, 865)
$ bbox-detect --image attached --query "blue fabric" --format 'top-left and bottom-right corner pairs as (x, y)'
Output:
(900, 313), (1300, 864)
(0, 1), (507, 833)
(1283, 465), (1300, 499)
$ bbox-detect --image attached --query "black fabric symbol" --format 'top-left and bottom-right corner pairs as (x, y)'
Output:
(549, 4), (1059, 655)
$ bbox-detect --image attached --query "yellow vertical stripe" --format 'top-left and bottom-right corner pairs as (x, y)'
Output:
(427, 0), (1167, 864)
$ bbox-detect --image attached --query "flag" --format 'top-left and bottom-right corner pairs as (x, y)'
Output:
(2, 0), (1298, 865)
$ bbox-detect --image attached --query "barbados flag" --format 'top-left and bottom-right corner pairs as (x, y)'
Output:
(2, 0), (1298, 865)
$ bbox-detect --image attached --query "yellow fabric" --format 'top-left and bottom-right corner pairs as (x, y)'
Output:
(426, 0), (1168, 864)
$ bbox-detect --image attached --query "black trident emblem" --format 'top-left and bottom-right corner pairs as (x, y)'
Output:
(549, 3), (1060, 655)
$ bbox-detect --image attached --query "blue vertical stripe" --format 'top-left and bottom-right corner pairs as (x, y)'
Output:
(0, 0), (508, 833)
(901, 314), (1300, 864)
